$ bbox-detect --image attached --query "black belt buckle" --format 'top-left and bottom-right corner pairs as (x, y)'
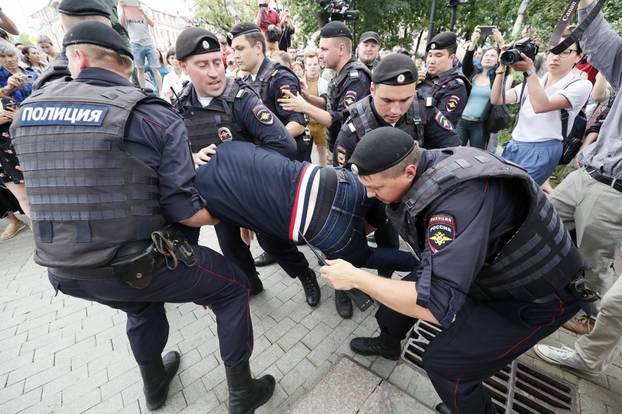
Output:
(569, 276), (600, 303)
(111, 244), (159, 289)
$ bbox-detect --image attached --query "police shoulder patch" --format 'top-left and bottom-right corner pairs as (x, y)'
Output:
(427, 214), (455, 254)
(434, 111), (454, 131)
(252, 105), (274, 125)
(446, 95), (461, 112)
(343, 90), (357, 108)
(280, 84), (292, 99)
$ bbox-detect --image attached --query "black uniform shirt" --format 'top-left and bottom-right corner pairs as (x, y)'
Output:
(75, 68), (205, 223)
(417, 66), (469, 127)
(393, 150), (527, 327)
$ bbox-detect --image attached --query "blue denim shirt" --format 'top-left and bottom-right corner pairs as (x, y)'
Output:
(0, 66), (38, 103)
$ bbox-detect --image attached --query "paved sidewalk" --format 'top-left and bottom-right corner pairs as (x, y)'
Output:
(0, 219), (621, 413)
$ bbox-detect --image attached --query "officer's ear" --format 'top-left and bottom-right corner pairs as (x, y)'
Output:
(404, 164), (417, 181)
(370, 83), (376, 96)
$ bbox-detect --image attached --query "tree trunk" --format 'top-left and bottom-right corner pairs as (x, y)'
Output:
(511, 0), (530, 40)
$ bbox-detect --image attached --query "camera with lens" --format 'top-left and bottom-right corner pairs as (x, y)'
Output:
(317, 0), (359, 21)
(500, 37), (539, 66)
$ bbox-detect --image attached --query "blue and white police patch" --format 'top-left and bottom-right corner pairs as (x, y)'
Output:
(252, 105), (274, 125)
(434, 111), (454, 131)
(427, 214), (455, 254)
(18, 103), (108, 127)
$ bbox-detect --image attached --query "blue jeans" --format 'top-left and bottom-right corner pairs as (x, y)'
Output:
(131, 42), (160, 69)
(307, 168), (418, 271)
(458, 118), (488, 149)
(502, 139), (563, 185)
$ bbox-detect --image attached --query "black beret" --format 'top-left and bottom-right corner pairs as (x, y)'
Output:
(58, 0), (110, 17)
(349, 127), (417, 176)
(227, 22), (262, 46)
(359, 31), (380, 44)
(372, 53), (418, 85)
(176, 28), (220, 60)
(426, 31), (457, 53)
(63, 20), (132, 59)
(320, 21), (352, 40)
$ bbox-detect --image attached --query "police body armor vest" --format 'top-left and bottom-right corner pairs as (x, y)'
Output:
(386, 147), (584, 302)
(346, 95), (426, 144)
(177, 77), (247, 152)
(246, 59), (298, 117)
(327, 59), (371, 112)
(418, 67), (471, 107)
(12, 80), (166, 268)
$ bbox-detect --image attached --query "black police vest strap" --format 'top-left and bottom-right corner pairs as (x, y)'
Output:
(327, 59), (371, 111)
(398, 147), (584, 302)
(179, 78), (247, 152)
(12, 80), (166, 270)
(247, 59), (299, 113)
(405, 94), (427, 143)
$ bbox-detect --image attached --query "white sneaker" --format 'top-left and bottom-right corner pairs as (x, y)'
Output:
(533, 344), (600, 377)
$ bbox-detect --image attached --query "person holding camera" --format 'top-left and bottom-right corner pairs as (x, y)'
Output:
(0, 43), (38, 104)
(491, 36), (592, 185)
(254, 1), (280, 41)
(458, 26), (506, 150)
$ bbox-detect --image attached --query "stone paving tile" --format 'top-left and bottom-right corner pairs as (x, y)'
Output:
(0, 224), (621, 413)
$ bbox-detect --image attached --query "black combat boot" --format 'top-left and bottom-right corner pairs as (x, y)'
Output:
(254, 251), (276, 267)
(335, 290), (353, 319)
(298, 268), (321, 307)
(225, 361), (275, 414)
(435, 402), (452, 414)
(139, 351), (180, 410)
(350, 330), (401, 360)
(248, 272), (264, 296)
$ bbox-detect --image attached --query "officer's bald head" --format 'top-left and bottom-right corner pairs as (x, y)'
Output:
(319, 36), (352, 70)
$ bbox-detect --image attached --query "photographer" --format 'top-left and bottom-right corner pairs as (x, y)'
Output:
(491, 37), (591, 185)
(458, 26), (506, 149)
(254, 1), (280, 41)
(0, 43), (38, 103)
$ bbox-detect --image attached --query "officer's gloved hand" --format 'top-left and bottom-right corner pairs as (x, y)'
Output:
(193, 144), (218, 166)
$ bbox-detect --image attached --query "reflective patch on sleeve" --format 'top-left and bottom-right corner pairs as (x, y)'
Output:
(434, 111), (454, 131)
(427, 214), (455, 254)
(343, 90), (357, 108)
(18, 103), (108, 127)
(252, 105), (274, 125)
(446, 95), (461, 112)
(336, 145), (348, 166)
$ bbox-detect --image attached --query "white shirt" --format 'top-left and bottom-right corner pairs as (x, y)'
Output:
(198, 96), (213, 108)
(511, 72), (592, 142)
(160, 70), (189, 101)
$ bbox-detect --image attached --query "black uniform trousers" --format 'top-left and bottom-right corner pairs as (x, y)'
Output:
(215, 220), (309, 280)
(373, 221), (400, 277)
(48, 245), (254, 367)
(376, 272), (581, 414)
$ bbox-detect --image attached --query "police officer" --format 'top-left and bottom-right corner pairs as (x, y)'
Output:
(334, 53), (461, 167)
(357, 31), (381, 71)
(12, 21), (274, 413)
(33, 0), (115, 90)
(418, 31), (470, 127)
(278, 21), (371, 154)
(228, 22), (308, 162)
(320, 128), (587, 414)
(228, 22), (308, 268)
(174, 28), (321, 307)
(174, 27), (297, 295)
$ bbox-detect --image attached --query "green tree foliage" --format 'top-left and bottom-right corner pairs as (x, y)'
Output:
(193, 0), (256, 34)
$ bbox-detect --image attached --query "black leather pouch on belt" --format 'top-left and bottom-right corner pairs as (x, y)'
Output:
(111, 242), (163, 289)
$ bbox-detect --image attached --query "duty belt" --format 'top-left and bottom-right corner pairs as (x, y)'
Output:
(586, 166), (622, 193)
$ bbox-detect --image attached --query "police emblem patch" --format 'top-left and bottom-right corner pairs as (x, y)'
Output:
(434, 111), (454, 131)
(252, 105), (274, 125)
(397, 74), (406, 84)
(218, 127), (233, 142)
(344, 90), (357, 108)
(446, 95), (461, 112)
(350, 164), (359, 175)
(430, 43), (437, 50)
(280, 84), (292, 99)
(427, 214), (455, 254)
(202, 40), (210, 50)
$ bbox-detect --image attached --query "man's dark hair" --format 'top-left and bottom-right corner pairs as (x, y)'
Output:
(242, 31), (266, 55)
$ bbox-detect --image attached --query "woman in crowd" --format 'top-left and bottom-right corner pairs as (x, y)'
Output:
(0, 43), (38, 103)
(458, 27), (506, 150)
(491, 37), (592, 185)
(21, 45), (47, 74)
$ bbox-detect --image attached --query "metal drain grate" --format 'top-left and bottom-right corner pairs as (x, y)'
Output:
(401, 320), (579, 414)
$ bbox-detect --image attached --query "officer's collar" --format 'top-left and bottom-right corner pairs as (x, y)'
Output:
(185, 82), (228, 111)
(337, 57), (357, 76)
(74, 67), (134, 87)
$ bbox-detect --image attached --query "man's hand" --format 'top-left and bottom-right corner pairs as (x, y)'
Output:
(240, 228), (254, 246)
(6, 74), (23, 91)
(417, 68), (427, 84)
(509, 53), (535, 73)
(470, 27), (481, 47)
(278, 89), (309, 113)
(193, 144), (217, 166)
(320, 258), (360, 291)
(0, 107), (15, 125)
(492, 28), (505, 47)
